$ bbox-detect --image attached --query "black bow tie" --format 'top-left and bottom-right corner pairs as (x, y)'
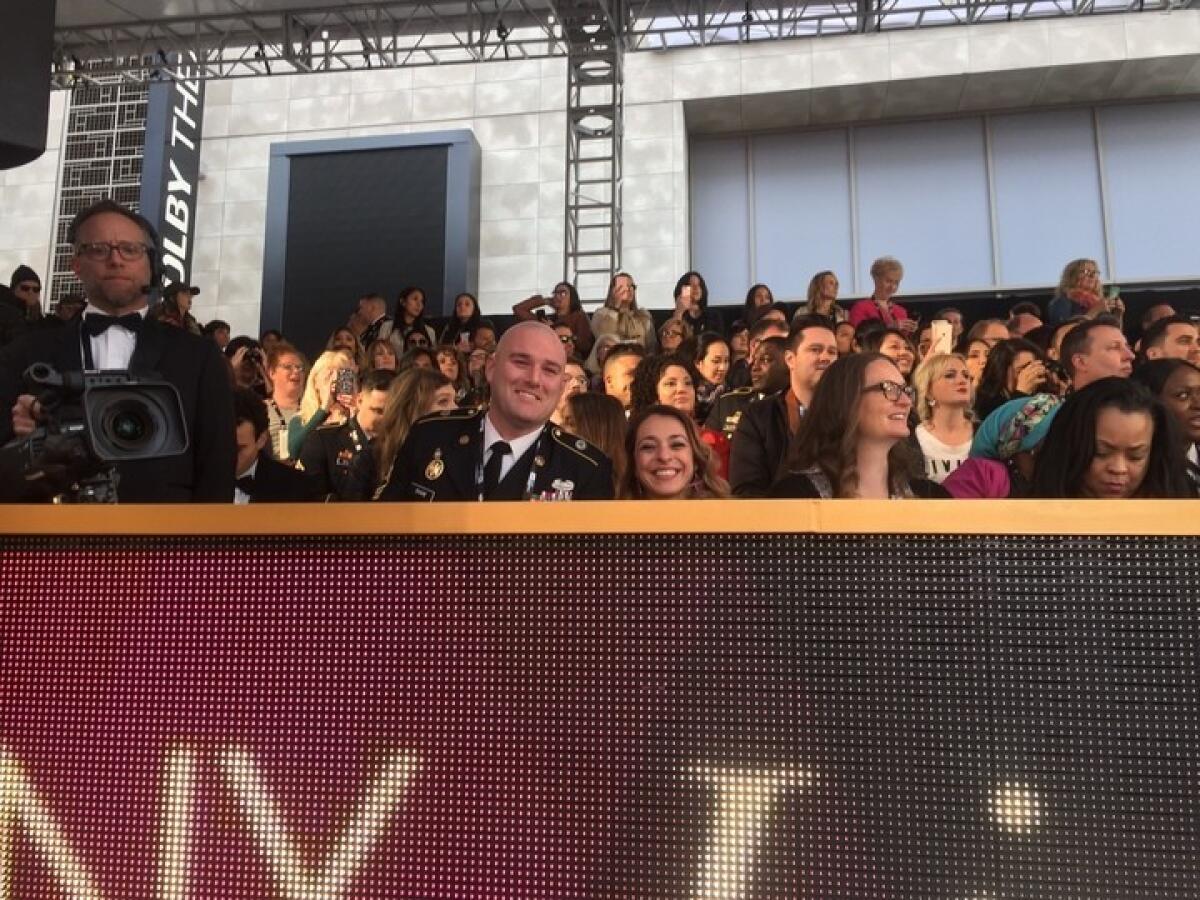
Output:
(236, 475), (256, 495)
(83, 313), (143, 337)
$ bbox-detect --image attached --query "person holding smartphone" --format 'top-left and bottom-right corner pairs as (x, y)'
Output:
(512, 282), (595, 358)
(286, 349), (358, 459)
(1047, 258), (1125, 324)
(848, 256), (917, 339)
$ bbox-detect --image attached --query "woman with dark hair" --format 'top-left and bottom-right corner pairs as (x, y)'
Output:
(1130, 358), (1200, 483)
(973, 337), (1060, 421)
(562, 392), (627, 495)
(397, 346), (437, 371)
(770, 353), (947, 498)
(795, 271), (846, 323)
(671, 270), (724, 336)
(592, 272), (656, 351)
(621, 404), (730, 500)
(741, 283), (775, 326)
(692, 331), (732, 420)
(1030, 377), (1193, 498)
(394, 286), (437, 348)
(630, 353), (731, 477)
(513, 281), (595, 358)
(439, 292), (482, 350)
(435, 345), (470, 403)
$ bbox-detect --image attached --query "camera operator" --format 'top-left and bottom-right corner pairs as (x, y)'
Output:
(0, 199), (235, 502)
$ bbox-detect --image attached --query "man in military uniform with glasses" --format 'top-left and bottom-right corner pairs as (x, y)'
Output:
(0, 198), (235, 502)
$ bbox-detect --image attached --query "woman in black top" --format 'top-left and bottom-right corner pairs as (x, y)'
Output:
(770, 352), (948, 499)
(974, 337), (1061, 421)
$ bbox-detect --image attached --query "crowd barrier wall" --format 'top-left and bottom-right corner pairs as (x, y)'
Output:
(1, 501), (1196, 898)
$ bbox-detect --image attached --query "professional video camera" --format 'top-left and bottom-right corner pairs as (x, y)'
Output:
(0, 364), (188, 503)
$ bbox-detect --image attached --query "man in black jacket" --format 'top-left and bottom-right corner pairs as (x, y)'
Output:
(377, 321), (612, 501)
(298, 368), (393, 500)
(233, 389), (318, 503)
(0, 199), (235, 502)
(729, 316), (837, 497)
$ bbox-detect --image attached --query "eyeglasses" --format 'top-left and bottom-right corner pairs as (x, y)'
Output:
(76, 241), (152, 262)
(275, 363), (305, 373)
(863, 380), (915, 403)
(558, 334), (575, 344)
(1079, 268), (1099, 278)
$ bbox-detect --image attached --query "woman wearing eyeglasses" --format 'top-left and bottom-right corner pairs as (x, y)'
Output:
(1047, 258), (1125, 325)
(513, 281), (595, 358)
(770, 353), (948, 498)
(265, 342), (306, 460)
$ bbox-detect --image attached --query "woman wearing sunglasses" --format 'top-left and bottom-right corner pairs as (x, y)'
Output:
(770, 353), (948, 498)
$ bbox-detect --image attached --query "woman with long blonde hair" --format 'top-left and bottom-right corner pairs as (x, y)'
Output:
(911, 352), (975, 483)
(287, 349), (356, 458)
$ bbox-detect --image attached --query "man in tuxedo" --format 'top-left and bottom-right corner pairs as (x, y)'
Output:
(233, 389), (318, 503)
(0, 198), (235, 502)
(376, 320), (613, 501)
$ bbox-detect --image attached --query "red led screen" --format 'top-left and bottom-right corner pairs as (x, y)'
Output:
(1, 534), (1196, 898)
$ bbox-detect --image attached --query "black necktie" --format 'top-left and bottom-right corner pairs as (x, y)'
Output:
(83, 313), (143, 337)
(482, 440), (511, 499)
(236, 475), (256, 496)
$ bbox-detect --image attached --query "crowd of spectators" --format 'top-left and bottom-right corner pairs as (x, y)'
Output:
(2, 197), (1199, 504)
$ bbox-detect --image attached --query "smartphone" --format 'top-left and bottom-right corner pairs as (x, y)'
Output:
(1104, 285), (1121, 300)
(334, 367), (357, 398)
(930, 319), (953, 356)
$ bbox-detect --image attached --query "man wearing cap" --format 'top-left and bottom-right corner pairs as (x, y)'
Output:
(0, 198), (235, 502)
(375, 320), (613, 501)
(153, 282), (203, 335)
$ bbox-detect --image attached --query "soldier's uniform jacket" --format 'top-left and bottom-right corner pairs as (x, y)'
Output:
(296, 416), (372, 501)
(375, 408), (614, 501)
(704, 386), (764, 439)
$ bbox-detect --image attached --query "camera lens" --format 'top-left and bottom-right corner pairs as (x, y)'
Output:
(103, 401), (155, 451)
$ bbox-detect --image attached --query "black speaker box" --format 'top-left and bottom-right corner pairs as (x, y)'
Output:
(0, 2), (56, 170)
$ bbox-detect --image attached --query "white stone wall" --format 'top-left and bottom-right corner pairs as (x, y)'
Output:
(0, 91), (67, 289)
(192, 58), (571, 335)
(2, 11), (1198, 335)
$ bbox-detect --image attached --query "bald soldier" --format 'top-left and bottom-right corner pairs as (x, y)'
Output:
(375, 320), (613, 501)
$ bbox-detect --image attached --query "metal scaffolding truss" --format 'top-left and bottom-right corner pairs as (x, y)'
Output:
(623, 0), (1178, 50)
(52, 0), (1177, 82)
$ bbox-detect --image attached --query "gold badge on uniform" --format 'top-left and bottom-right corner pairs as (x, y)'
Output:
(425, 449), (445, 481)
(533, 455), (545, 468)
(458, 434), (470, 445)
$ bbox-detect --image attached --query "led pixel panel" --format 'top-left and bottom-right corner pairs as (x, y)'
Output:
(0, 533), (1196, 898)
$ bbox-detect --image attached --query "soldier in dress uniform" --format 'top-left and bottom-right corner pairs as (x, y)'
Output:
(376, 320), (613, 501)
(297, 368), (393, 500)
(705, 335), (789, 438)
